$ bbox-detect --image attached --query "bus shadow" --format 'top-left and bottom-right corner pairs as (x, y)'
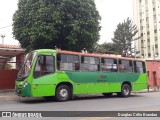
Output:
(73, 94), (143, 101)
(17, 97), (57, 104)
(18, 94), (144, 104)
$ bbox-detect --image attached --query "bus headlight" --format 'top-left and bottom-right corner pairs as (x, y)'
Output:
(23, 81), (28, 88)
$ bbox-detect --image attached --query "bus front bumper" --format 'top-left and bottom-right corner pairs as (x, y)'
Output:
(15, 84), (32, 97)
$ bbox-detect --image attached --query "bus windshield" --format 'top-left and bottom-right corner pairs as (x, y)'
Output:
(17, 52), (37, 80)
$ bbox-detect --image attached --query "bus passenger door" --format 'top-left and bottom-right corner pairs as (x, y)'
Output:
(32, 55), (56, 97)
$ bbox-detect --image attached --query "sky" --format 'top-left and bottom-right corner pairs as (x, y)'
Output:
(0, 0), (133, 45)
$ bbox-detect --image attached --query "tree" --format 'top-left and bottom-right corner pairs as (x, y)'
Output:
(0, 63), (12, 70)
(94, 42), (116, 54)
(112, 18), (139, 57)
(13, 0), (101, 52)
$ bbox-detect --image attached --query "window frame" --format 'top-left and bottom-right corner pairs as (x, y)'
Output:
(118, 59), (133, 73)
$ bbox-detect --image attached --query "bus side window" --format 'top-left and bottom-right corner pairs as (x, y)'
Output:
(57, 54), (80, 71)
(81, 56), (100, 72)
(119, 60), (133, 73)
(129, 61), (133, 72)
(133, 61), (137, 73)
(118, 60), (124, 72)
(101, 58), (117, 72)
(113, 59), (118, 72)
(134, 61), (146, 73)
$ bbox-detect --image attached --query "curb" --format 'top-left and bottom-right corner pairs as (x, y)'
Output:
(0, 96), (19, 102)
(0, 89), (15, 93)
(133, 88), (160, 93)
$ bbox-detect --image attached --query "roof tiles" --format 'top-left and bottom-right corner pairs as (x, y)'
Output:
(0, 44), (21, 49)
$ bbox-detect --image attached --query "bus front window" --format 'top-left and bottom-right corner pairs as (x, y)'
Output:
(17, 52), (37, 80)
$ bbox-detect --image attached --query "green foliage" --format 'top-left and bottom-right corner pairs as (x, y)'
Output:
(112, 18), (139, 57)
(13, 0), (101, 52)
(0, 63), (13, 70)
(6, 64), (13, 70)
(94, 42), (116, 54)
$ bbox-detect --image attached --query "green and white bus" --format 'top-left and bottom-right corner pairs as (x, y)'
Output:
(16, 49), (147, 101)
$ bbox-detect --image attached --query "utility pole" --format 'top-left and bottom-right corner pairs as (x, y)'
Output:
(1, 34), (5, 44)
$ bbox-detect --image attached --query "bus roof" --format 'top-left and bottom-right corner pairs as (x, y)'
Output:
(56, 49), (144, 61)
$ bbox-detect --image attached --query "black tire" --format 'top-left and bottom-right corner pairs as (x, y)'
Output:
(102, 93), (113, 97)
(56, 85), (71, 102)
(117, 84), (131, 97)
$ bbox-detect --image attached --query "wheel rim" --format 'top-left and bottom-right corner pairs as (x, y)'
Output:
(59, 89), (68, 98)
(123, 86), (129, 95)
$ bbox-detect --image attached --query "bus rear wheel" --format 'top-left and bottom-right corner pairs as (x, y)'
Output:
(56, 85), (71, 102)
(102, 93), (113, 97)
(117, 84), (131, 97)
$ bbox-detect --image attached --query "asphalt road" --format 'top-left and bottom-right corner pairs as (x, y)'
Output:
(0, 92), (160, 120)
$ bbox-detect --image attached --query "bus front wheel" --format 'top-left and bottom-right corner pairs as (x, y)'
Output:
(117, 84), (131, 97)
(56, 85), (71, 102)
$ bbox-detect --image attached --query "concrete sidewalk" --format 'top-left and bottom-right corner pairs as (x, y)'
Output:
(0, 88), (159, 102)
(0, 89), (19, 102)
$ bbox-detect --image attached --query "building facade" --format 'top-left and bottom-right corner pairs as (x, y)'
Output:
(0, 44), (24, 90)
(133, 0), (160, 59)
(146, 60), (160, 88)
